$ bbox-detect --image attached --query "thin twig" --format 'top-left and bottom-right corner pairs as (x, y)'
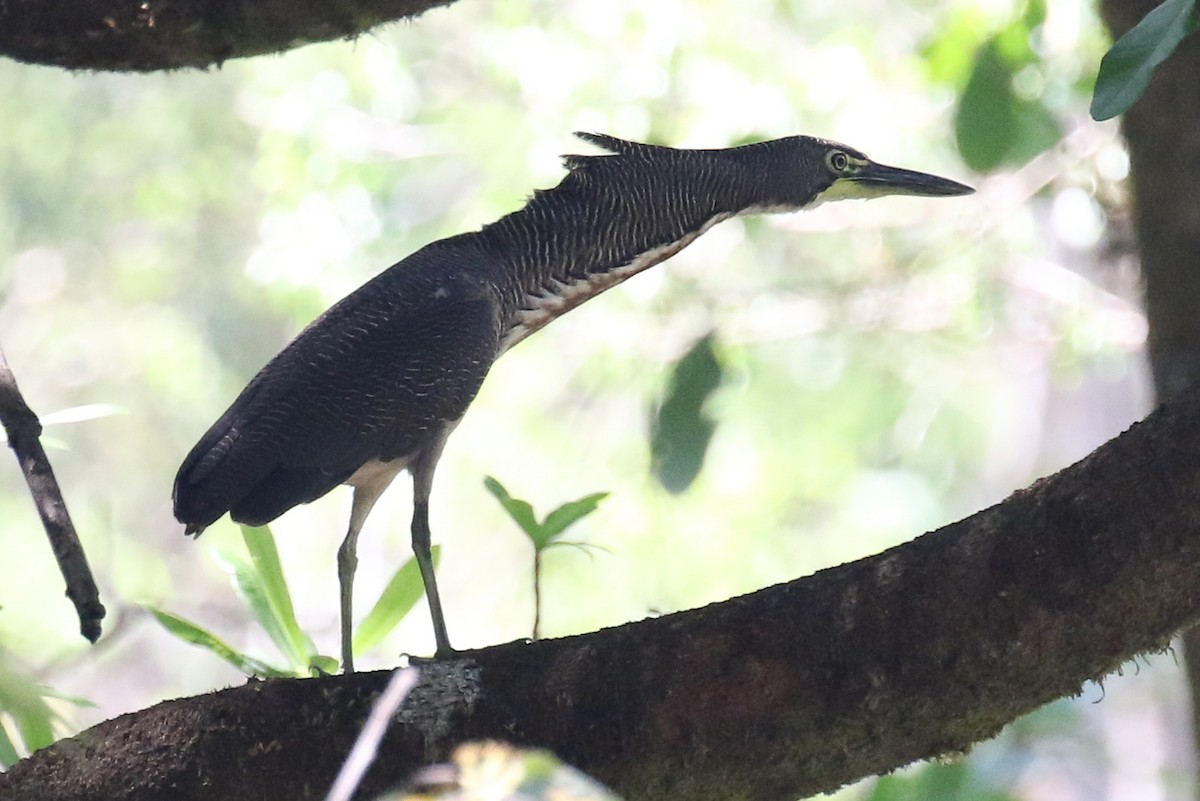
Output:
(0, 348), (105, 642)
(325, 667), (421, 801)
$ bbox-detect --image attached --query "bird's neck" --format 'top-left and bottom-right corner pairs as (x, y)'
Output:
(475, 147), (771, 352)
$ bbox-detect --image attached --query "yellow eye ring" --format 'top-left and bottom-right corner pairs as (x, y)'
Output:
(827, 150), (850, 173)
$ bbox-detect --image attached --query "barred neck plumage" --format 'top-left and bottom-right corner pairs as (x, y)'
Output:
(476, 133), (789, 353)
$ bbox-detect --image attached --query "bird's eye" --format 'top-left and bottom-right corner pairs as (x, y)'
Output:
(827, 150), (850, 173)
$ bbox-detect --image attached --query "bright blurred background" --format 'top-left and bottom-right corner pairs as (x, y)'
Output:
(0, 0), (1181, 798)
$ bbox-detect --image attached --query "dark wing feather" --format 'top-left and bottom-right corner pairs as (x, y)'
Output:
(173, 243), (502, 532)
(227, 464), (353, 528)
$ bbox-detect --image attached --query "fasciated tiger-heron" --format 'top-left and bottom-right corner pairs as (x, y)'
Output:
(173, 133), (973, 670)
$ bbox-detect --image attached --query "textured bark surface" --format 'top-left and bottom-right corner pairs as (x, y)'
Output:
(7, 383), (1200, 801)
(1099, 0), (1200, 788)
(0, 0), (458, 71)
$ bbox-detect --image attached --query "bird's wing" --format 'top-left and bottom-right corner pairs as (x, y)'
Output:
(173, 261), (501, 530)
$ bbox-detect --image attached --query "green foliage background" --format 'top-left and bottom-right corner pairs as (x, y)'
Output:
(0, 0), (1184, 796)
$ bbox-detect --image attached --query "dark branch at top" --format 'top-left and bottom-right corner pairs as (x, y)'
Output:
(0, 0), (458, 72)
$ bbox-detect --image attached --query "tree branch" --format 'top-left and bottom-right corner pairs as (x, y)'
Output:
(1097, 4), (1200, 790)
(7, 382), (1200, 800)
(0, 349), (105, 643)
(0, 0), (460, 72)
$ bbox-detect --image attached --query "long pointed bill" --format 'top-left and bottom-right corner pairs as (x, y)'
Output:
(849, 161), (975, 198)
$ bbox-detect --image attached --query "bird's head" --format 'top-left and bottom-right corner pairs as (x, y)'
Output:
(744, 136), (974, 211)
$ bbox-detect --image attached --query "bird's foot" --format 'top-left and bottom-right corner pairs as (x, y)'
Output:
(400, 648), (464, 667)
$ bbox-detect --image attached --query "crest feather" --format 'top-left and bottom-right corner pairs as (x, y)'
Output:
(562, 132), (675, 171)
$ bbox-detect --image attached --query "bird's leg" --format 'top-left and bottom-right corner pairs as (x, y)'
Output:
(336, 529), (360, 673)
(411, 452), (454, 657)
(339, 484), (387, 673)
(411, 495), (452, 656)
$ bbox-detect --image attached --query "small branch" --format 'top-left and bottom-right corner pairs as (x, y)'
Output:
(0, 0), (461, 72)
(0, 349), (105, 643)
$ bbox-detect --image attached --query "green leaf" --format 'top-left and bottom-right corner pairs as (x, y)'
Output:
(1091, 0), (1199, 120)
(39, 403), (126, 427)
(536, 493), (609, 550)
(0, 655), (56, 760)
(955, 38), (1061, 171)
(146, 607), (292, 678)
(212, 548), (288, 658)
(950, 42), (1017, 172)
(1010, 99), (1062, 163)
(213, 535), (309, 672)
(309, 655), (340, 675)
(0, 724), (19, 769)
(484, 476), (541, 538)
(650, 333), (723, 494)
(9, 713), (54, 758)
(0, 403), (126, 445)
(240, 525), (305, 649)
(161, 527), (319, 677)
(0, 649), (92, 765)
(38, 688), (97, 709)
(352, 546), (441, 655)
